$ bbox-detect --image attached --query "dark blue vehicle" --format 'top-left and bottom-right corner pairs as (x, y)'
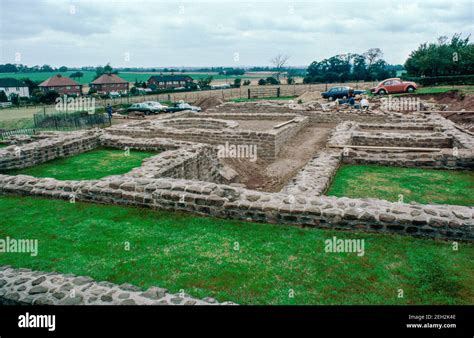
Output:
(321, 86), (366, 100)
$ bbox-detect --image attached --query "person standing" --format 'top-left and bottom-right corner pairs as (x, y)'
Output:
(106, 103), (113, 121)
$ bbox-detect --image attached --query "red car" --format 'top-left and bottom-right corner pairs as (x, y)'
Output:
(370, 78), (417, 95)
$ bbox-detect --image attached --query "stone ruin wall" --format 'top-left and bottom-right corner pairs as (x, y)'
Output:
(0, 174), (471, 242)
(106, 116), (309, 161)
(0, 131), (99, 171)
(0, 266), (233, 305)
(0, 109), (472, 245)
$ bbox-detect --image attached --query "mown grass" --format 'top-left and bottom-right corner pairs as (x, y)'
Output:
(0, 117), (35, 130)
(0, 195), (472, 305)
(327, 164), (474, 206)
(394, 86), (474, 97)
(0, 71), (261, 85)
(0, 148), (156, 180)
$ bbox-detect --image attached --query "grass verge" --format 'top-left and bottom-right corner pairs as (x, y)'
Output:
(0, 147), (156, 180)
(327, 164), (473, 206)
(0, 195), (472, 305)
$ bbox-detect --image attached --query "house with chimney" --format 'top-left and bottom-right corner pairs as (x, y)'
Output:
(39, 75), (82, 95)
(90, 74), (129, 94)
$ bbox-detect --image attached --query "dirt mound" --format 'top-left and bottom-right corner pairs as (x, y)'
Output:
(407, 90), (474, 111)
(296, 91), (321, 103)
(193, 97), (223, 111)
(440, 112), (474, 132)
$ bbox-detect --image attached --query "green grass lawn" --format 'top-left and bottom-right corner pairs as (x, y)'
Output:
(0, 148), (156, 180)
(0, 71), (262, 85)
(394, 86), (474, 96)
(0, 195), (472, 305)
(327, 164), (474, 206)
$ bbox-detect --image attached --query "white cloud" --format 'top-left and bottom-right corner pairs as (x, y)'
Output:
(1, 0), (473, 67)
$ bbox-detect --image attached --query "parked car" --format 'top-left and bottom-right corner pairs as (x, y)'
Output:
(165, 101), (201, 113)
(109, 92), (121, 98)
(127, 101), (168, 115)
(321, 86), (366, 100)
(370, 78), (417, 95)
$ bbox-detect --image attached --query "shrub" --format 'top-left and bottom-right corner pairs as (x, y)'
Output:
(0, 90), (7, 102)
(266, 77), (279, 85)
(402, 74), (474, 86)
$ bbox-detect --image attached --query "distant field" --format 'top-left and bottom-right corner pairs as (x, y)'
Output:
(0, 71), (269, 85)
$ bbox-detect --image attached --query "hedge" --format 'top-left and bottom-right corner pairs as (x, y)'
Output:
(401, 74), (474, 86)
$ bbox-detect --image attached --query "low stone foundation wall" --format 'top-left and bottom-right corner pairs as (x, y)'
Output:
(100, 134), (222, 182)
(106, 116), (309, 161)
(0, 131), (99, 171)
(0, 266), (233, 305)
(282, 150), (342, 196)
(351, 132), (453, 148)
(343, 148), (474, 169)
(0, 174), (472, 241)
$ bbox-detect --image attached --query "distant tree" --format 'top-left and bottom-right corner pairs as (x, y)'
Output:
(351, 54), (368, 81)
(59, 66), (68, 72)
(258, 78), (267, 85)
(265, 77), (280, 85)
(287, 77), (295, 85)
(186, 82), (198, 90)
(40, 90), (59, 104)
(363, 48), (383, 69)
(19, 78), (38, 92)
(233, 78), (242, 87)
(94, 63), (117, 80)
(270, 54), (290, 81)
(405, 33), (474, 76)
(9, 93), (20, 105)
(70, 71), (84, 80)
(40, 64), (54, 72)
(197, 76), (213, 89)
(242, 80), (251, 86)
(304, 48), (396, 83)
(0, 63), (18, 73)
(368, 60), (394, 81)
(0, 90), (8, 102)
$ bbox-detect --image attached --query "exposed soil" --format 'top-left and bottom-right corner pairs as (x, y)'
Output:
(404, 90), (474, 111)
(414, 91), (474, 131)
(439, 112), (474, 132)
(193, 97), (223, 111)
(234, 119), (282, 131)
(222, 123), (335, 191)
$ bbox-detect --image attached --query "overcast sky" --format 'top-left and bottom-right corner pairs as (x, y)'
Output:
(1, 0), (473, 68)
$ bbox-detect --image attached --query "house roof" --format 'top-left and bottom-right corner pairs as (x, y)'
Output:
(148, 75), (193, 82)
(39, 74), (80, 87)
(0, 78), (28, 87)
(91, 73), (128, 84)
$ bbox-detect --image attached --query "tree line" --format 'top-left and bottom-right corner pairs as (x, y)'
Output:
(303, 48), (399, 84)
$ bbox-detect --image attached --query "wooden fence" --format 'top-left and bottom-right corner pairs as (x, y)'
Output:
(0, 82), (376, 114)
